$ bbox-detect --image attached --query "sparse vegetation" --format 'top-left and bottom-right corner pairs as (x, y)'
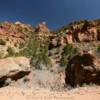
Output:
(7, 46), (15, 56)
(0, 20), (99, 71)
(60, 44), (79, 67)
(0, 39), (6, 45)
(0, 19), (100, 91)
(97, 45), (100, 52)
(17, 32), (51, 69)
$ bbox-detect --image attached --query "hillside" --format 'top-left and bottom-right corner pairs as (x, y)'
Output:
(0, 19), (100, 99)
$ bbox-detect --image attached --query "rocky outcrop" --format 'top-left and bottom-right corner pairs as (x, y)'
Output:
(35, 22), (51, 40)
(0, 21), (34, 58)
(58, 20), (100, 44)
(65, 52), (100, 87)
(0, 22), (28, 43)
(0, 57), (31, 87)
(35, 22), (50, 33)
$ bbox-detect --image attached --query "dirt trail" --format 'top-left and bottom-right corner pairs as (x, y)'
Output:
(0, 86), (100, 100)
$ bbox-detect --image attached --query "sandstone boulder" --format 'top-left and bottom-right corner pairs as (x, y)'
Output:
(0, 57), (31, 87)
(65, 52), (100, 87)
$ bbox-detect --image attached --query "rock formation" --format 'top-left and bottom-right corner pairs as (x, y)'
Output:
(0, 19), (100, 89)
(65, 52), (100, 87)
(35, 22), (50, 33)
(0, 22), (28, 43)
(0, 57), (31, 87)
(35, 22), (51, 40)
(57, 20), (100, 44)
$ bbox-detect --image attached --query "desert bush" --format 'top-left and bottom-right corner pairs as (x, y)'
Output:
(97, 45), (100, 52)
(7, 46), (15, 56)
(97, 45), (100, 57)
(60, 44), (79, 67)
(0, 39), (6, 45)
(30, 35), (52, 69)
(0, 50), (5, 59)
(17, 32), (51, 69)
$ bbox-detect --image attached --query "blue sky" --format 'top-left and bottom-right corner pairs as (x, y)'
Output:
(0, 0), (100, 29)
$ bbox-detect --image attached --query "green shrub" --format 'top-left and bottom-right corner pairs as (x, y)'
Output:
(60, 44), (79, 67)
(17, 32), (51, 69)
(30, 43), (52, 69)
(0, 39), (6, 45)
(30, 35), (51, 69)
(7, 46), (15, 56)
(97, 45), (100, 52)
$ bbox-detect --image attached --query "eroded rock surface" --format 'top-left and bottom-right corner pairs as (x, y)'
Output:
(57, 20), (100, 44)
(65, 52), (100, 87)
(0, 57), (31, 87)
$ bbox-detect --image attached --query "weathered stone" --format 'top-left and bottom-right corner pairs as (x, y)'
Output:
(65, 52), (100, 87)
(58, 20), (100, 44)
(0, 57), (31, 87)
(35, 22), (50, 33)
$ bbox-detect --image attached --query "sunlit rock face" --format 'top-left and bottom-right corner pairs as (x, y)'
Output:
(57, 20), (100, 44)
(0, 57), (31, 87)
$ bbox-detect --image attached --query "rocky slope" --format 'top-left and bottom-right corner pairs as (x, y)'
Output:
(56, 19), (100, 44)
(0, 19), (100, 90)
(0, 21), (33, 58)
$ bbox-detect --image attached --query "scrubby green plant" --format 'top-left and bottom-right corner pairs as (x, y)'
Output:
(31, 36), (51, 69)
(30, 41), (52, 69)
(0, 50), (5, 59)
(18, 43), (25, 49)
(0, 39), (6, 45)
(17, 32), (51, 69)
(0, 22), (3, 25)
(97, 45), (100, 52)
(60, 44), (79, 67)
(17, 33), (39, 56)
(96, 25), (100, 30)
(7, 46), (15, 56)
(97, 45), (100, 57)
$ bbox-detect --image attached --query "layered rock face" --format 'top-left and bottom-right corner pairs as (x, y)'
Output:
(58, 20), (100, 44)
(0, 22), (28, 43)
(65, 52), (100, 87)
(0, 21), (35, 57)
